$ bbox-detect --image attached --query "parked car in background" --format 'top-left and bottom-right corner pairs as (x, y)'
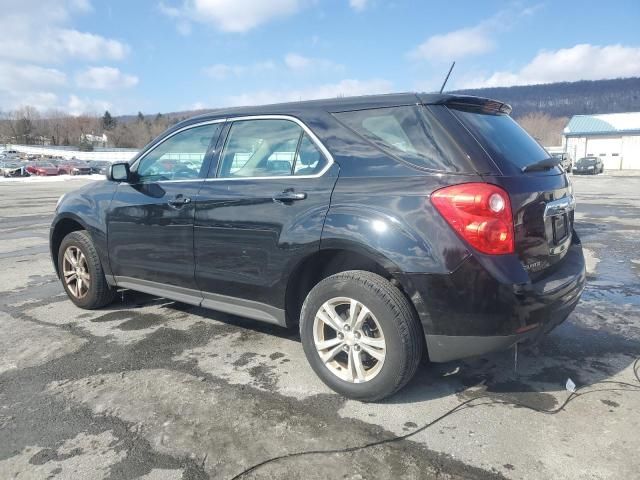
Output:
(26, 162), (58, 176)
(551, 152), (572, 172)
(51, 93), (585, 401)
(88, 160), (111, 175)
(0, 161), (29, 177)
(574, 157), (604, 174)
(58, 161), (92, 175)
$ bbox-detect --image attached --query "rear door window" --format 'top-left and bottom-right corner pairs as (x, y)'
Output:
(334, 106), (471, 172)
(217, 119), (329, 178)
(293, 134), (326, 176)
(451, 108), (550, 171)
(218, 119), (302, 178)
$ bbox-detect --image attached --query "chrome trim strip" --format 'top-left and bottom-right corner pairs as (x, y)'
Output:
(544, 195), (576, 218)
(113, 276), (287, 327)
(130, 114), (336, 184)
(204, 114), (335, 181)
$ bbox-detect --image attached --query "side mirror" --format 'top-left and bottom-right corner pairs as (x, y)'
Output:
(107, 162), (130, 182)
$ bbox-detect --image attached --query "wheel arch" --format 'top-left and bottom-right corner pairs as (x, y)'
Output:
(284, 244), (422, 334)
(50, 214), (90, 278)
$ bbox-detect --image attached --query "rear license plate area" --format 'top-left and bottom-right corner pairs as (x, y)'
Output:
(552, 214), (568, 243)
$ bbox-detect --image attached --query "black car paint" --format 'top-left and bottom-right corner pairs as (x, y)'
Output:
(51, 93), (585, 363)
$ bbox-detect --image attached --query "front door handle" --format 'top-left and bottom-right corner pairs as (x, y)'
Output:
(168, 195), (192, 208)
(272, 190), (307, 203)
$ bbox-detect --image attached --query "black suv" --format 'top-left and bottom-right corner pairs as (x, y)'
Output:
(51, 93), (585, 401)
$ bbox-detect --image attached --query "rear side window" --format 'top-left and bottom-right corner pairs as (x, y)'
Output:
(451, 108), (549, 170)
(334, 106), (468, 172)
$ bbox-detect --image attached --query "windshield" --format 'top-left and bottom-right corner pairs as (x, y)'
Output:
(577, 158), (597, 165)
(450, 108), (550, 170)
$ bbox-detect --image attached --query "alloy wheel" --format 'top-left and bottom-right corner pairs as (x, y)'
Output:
(62, 246), (90, 298)
(313, 297), (386, 383)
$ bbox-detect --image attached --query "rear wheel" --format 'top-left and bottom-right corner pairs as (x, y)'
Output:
(300, 271), (423, 401)
(58, 230), (116, 309)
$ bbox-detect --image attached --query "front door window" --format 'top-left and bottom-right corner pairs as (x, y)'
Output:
(136, 123), (221, 182)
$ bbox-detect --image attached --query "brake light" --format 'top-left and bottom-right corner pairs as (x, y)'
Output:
(431, 183), (514, 255)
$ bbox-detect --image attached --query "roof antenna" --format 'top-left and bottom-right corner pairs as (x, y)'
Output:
(439, 61), (456, 94)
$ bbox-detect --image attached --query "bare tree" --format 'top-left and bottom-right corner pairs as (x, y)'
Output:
(0, 105), (179, 149)
(517, 112), (569, 147)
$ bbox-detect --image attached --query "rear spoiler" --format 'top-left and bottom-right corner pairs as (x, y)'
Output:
(418, 93), (512, 115)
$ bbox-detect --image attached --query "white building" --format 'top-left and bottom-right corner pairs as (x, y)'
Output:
(563, 112), (640, 170)
(80, 133), (108, 148)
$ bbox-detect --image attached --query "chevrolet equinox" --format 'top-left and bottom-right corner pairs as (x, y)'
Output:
(50, 93), (586, 401)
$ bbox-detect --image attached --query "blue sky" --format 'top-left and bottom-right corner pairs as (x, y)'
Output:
(1, 0), (639, 115)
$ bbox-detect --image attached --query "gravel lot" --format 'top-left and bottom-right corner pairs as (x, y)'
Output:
(1, 174), (639, 480)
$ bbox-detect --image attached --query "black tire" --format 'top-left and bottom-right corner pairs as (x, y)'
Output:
(58, 230), (116, 309)
(300, 270), (423, 401)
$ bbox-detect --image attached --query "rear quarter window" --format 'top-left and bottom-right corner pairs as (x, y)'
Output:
(451, 108), (550, 171)
(333, 105), (474, 173)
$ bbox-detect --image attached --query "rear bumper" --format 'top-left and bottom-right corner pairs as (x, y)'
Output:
(397, 240), (585, 362)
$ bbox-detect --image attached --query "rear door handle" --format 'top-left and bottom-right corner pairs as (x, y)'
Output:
(272, 191), (307, 203)
(168, 195), (192, 208)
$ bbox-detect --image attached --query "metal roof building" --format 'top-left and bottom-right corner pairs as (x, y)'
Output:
(563, 112), (640, 170)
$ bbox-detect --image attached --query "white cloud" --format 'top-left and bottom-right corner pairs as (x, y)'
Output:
(55, 30), (129, 61)
(349, 0), (369, 12)
(284, 53), (311, 70)
(0, 63), (67, 92)
(204, 55), (341, 81)
(225, 78), (393, 106)
(409, 5), (541, 62)
(203, 61), (276, 79)
(76, 67), (139, 89)
(284, 53), (343, 72)
(160, 0), (302, 33)
(0, 2), (129, 63)
(409, 26), (494, 62)
(461, 44), (640, 88)
(67, 94), (111, 115)
(0, 1), (130, 114)
(4, 92), (60, 111)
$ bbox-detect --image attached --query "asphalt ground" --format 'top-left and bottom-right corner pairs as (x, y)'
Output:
(1, 173), (639, 480)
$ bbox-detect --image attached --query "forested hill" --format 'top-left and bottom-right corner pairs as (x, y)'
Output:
(453, 77), (640, 117)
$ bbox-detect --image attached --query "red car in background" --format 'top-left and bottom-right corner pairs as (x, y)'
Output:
(26, 162), (58, 176)
(58, 161), (92, 175)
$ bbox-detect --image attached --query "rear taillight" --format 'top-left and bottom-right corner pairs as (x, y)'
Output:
(431, 183), (514, 255)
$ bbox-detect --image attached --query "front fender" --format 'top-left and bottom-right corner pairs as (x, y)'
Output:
(50, 180), (117, 278)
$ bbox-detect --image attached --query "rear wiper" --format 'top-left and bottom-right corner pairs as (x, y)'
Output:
(521, 157), (561, 172)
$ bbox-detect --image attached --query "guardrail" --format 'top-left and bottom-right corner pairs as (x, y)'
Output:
(3, 144), (139, 162)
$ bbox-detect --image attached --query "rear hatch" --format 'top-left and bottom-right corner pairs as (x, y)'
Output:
(447, 102), (575, 279)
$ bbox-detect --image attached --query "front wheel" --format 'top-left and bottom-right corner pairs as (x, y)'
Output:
(300, 271), (423, 401)
(58, 230), (116, 309)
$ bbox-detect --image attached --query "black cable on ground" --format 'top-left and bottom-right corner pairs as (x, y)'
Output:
(229, 357), (640, 480)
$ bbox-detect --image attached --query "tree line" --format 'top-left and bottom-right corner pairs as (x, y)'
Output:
(0, 108), (181, 149)
(8, 76), (630, 150)
(455, 77), (640, 118)
(0, 105), (569, 150)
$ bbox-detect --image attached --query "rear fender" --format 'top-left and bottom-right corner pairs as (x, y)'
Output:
(321, 207), (441, 274)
